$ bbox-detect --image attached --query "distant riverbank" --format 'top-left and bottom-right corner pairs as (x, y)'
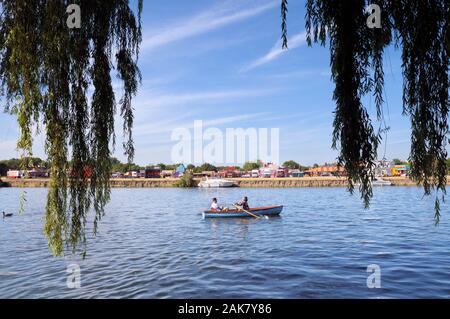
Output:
(0, 176), (426, 188)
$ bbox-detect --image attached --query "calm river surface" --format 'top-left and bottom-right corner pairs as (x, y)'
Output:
(1, 186), (450, 298)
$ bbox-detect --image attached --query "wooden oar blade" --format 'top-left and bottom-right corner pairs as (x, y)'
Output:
(233, 204), (260, 219)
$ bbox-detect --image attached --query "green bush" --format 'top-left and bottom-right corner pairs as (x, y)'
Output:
(175, 172), (195, 188)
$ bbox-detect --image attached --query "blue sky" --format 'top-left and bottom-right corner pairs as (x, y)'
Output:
(0, 0), (413, 166)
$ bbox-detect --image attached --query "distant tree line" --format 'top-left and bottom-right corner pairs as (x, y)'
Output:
(392, 158), (410, 166)
(0, 157), (48, 176)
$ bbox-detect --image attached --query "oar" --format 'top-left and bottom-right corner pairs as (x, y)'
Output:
(233, 204), (261, 219)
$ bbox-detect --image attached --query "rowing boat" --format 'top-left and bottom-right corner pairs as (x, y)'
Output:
(202, 205), (283, 218)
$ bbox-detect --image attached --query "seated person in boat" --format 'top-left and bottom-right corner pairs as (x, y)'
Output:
(234, 196), (249, 210)
(210, 198), (228, 212)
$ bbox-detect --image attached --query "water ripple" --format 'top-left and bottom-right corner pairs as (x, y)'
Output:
(1, 187), (450, 298)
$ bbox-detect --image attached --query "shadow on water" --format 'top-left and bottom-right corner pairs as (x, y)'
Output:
(204, 216), (282, 240)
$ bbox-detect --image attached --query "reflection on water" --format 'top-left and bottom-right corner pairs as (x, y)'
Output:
(207, 216), (282, 240)
(0, 186), (450, 298)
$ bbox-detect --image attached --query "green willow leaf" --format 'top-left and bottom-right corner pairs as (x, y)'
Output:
(0, 0), (143, 256)
(282, 0), (449, 220)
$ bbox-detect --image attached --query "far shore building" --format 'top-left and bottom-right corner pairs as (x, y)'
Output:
(219, 167), (241, 178)
(193, 171), (216, 178)
(260, 163), (289, 178)
(173, 164), (186, 178)
(391, 164), (410, 176)
(304, 165), (345, 177)
(7, 170), (24, 179)
(374, 160), (394, 176)
(124, 171), (138, 178)
(7, 168), (49, 179)
(374, 160), (410, 177)
(161, 170), (174, 178)
(145, 167), (161, 178)
(289, 169), (304, 177)
(28, 168), (48, 178)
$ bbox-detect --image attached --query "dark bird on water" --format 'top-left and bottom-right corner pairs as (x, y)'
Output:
(2, 211), (13, 218)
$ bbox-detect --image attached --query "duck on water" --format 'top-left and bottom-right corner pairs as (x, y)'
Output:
(2, 211), (13, 218)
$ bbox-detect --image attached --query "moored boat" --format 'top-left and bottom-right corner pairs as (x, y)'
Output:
(372, 177), (392, 186)
(203, 205), (283, 218)
(198, 177), (236, 188)
(355, 177), (393, 187)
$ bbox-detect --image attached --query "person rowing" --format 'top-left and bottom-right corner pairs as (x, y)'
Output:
(234, 196), (249, 211)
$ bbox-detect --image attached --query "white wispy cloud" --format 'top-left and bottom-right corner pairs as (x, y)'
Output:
(261, 69), (332, 79)
(200, 112), (270, 127)
(135, 88), (279, 108)
(141, 0), (277, 53)
(134, 112), (269, 137)
(241, 31), (307, 72)
(133, 112), (196, 136)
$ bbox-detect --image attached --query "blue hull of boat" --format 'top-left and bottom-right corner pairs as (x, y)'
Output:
(203, 205), (283, 218)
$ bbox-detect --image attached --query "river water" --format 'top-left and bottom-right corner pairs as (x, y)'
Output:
(0, 186), (449, 298)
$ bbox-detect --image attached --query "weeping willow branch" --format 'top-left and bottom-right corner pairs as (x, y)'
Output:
(282, 0), (450, 220)
(0, 0), (143, 256)
(281, 0), (288, 49)
(392, 0), (449, 222)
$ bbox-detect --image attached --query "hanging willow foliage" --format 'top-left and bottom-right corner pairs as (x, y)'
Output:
(0, 0), (143, 256)
(282, 0), (450, 221)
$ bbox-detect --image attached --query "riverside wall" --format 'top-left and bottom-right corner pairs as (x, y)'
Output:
(0, 176), (425, 188)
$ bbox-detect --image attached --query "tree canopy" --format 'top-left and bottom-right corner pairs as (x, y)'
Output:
(243, 160), (263, 171)
(0, 0), (143, 256)
(282, 160), (309, 170)
(0, 163), (7, 177)
(193, 163), (218, 173)
(392, 159), (409, 166)
(0, 157), (48, 170)
(282, 0), (450, 221)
